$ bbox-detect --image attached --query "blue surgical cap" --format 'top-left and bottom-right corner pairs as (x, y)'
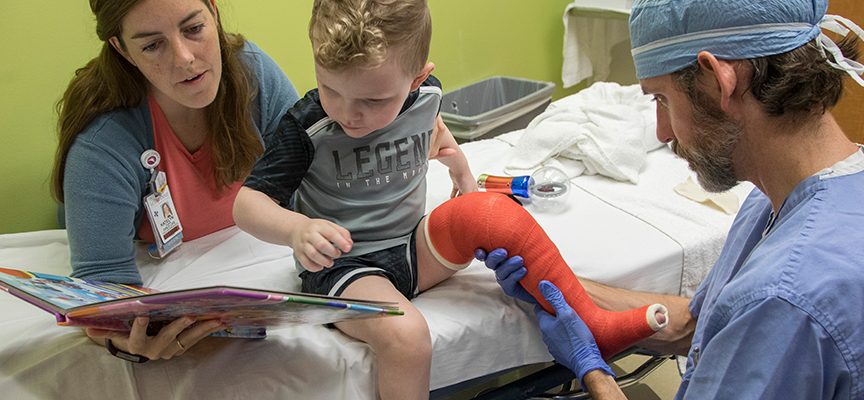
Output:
(628, 0), (863, 83)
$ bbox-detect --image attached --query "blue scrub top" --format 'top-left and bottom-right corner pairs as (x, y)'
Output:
(677, 148), (864, 400)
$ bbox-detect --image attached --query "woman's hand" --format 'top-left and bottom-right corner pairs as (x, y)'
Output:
(87, 316), (227, 361)
(291, 217), (353, 272)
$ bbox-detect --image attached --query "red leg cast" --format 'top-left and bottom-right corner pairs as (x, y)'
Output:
(425, 192), (667, 359)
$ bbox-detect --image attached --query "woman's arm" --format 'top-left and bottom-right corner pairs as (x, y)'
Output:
(64, 112), (229, 359)
(64, 114), (152, 286)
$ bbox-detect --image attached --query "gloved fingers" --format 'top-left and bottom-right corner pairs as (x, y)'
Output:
(483, 248), (509, 270)
(481, 249), (535, 304)
(474, 248), (488, 261)
(538, 280), (571, 315)
(533, 304), (553, 321)
(495, 256), (536, 303)
(495, 256), (526, 281)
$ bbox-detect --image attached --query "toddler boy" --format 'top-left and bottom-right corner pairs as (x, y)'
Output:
(234, 1), (476, 398)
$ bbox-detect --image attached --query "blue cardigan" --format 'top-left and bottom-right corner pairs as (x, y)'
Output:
(63, 41), (300, 285)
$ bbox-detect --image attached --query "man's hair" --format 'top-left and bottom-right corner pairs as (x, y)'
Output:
(309, 0), (431, 75)
(673, 36), (860, 118)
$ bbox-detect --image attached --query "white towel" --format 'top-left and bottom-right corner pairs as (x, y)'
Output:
(504, 82), (660, 184)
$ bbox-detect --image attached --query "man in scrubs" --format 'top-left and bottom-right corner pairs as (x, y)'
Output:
(483, 0), (864, 398)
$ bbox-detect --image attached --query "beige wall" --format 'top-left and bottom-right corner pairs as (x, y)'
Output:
(827, 0), (864, 144)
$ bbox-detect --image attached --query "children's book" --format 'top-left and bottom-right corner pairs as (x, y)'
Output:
(0, 267), (402, 338)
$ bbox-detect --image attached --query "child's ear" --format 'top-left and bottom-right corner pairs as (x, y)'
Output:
(410, 62), (435, 91)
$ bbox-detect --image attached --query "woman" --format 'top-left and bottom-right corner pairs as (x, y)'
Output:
(52, 0), (300, 361)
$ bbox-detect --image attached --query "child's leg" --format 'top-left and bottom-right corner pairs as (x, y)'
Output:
(335, 276), (431, 400)
(424, 191), (668, 359)
(414, 215), (460, 291)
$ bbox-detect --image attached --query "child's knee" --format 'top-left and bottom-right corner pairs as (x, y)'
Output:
(378, 314), (431, 358)
(426, 192), (545, 266)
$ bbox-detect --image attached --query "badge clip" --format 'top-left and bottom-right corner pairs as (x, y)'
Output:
(140, 150), (182, 258)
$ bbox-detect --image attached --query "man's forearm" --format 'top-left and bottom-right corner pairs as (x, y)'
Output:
(582, 370), (628, 400)
(580, 278), (695, 356)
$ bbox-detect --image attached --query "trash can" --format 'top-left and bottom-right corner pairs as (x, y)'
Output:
(441, 76), (556, 143)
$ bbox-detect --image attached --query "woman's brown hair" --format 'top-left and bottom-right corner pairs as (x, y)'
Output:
(52, 0), (261, 202)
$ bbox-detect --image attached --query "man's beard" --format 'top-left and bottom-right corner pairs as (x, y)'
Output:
(670, 89), (743, 193)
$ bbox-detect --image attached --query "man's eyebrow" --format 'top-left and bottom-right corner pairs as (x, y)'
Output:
(129, 10), (204, 40)
(641, 86), (655, 96)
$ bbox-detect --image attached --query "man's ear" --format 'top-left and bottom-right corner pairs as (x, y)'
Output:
(108, 36), (136, 67)
(696, 51), (738, 112)
(410, 62), (435, 91)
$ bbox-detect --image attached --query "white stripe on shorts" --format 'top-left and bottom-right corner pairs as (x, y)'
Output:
(327, 267), (386, 297)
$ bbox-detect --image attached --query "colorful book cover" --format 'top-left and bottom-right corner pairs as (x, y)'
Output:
(0, 267), (402, 338)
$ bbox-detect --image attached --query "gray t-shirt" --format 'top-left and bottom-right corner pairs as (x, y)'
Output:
(244, 77), (442, 266)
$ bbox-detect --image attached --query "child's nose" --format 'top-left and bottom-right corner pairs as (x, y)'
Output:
(344, 104), (363, 121)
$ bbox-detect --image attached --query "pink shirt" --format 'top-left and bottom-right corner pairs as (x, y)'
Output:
(138, 93), (242, 243)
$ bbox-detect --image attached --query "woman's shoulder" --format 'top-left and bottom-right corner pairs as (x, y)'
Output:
(64, 101), (153, 207)
(238, 40), (276, 77)
(72, 100), (152, 158)
(239, 39), (294, 89)
(238, 39), (300, 138)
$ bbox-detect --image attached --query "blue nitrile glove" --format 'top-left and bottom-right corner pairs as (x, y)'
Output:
(475, 248), (537, 304)
(534, 280), (615, 389)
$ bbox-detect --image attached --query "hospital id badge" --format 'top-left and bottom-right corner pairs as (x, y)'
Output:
(143, 174), (183, 258)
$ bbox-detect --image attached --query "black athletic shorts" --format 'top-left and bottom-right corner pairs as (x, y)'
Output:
(299, 230), (419, 300)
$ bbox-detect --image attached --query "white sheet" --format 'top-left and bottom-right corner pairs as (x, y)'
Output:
(0, 136), (741, 399)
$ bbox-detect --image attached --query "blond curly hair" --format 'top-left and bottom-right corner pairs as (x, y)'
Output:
(309, 0), (431, 75)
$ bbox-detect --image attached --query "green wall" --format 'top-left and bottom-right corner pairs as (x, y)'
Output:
(0, 0), (583, 234)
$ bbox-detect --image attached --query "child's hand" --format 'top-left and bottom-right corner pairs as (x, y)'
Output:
(291, 217), (353, 272)
(449, 168), (479, 198)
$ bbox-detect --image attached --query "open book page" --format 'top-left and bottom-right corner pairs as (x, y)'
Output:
(0, 267), (151, 313)
(0, 267), (401, 337)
